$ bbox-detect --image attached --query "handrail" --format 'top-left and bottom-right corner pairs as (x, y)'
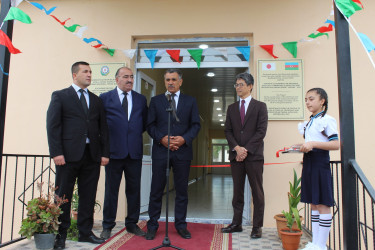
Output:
(349, 159), (375, 201)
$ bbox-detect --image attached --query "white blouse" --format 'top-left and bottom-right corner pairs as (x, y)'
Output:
(298, 112), (338, 142)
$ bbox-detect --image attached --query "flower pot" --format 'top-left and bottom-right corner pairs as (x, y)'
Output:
(274, 214), (303, 239)
(279, 228), (303, 250)
(34, 233), (55, 249)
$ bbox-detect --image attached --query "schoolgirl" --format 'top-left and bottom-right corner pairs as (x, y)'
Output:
(297, 88), (339, 250)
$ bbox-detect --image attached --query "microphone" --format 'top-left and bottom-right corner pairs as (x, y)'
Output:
(164, 91), (180, 122)
(165, 91), (172, 102)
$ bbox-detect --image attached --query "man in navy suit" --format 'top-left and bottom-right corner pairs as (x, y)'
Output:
(99, 67), (148, 239)
(47, 61), (110, 249)
(145, 69), (201, 240)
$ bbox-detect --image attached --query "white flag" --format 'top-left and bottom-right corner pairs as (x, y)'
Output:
(123, 49), (136, 59)
(262, 62), (276, 70)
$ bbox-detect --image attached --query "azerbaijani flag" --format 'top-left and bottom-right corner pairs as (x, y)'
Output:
(285, 62), (299, 70)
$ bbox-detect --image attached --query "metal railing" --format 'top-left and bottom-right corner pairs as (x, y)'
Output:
(303, 161), (375, 250)
(0, 154), (54, 248)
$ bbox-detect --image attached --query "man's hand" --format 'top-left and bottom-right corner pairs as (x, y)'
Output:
(160, 136), (169, 148)
(53, 155), (66, 166)
(101, 157), (109, 166)
(234, 146), (248, 162)
(160, 135), (185, 151)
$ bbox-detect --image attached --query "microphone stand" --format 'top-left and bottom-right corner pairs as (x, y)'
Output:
(150, 96), (183, 250)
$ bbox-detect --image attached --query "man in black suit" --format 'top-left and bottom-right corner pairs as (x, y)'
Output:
(47, 61), (110, 249)
(145, 69), (200, 240)
(222, 72), (268, 238)
(99, 67), (148, 239)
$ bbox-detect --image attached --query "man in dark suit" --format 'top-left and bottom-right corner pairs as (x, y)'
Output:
(222, 72), (268, 238)
(145, 69), (200, 240)
(47, 61), (110, 249)
(99, 67), (148, 239)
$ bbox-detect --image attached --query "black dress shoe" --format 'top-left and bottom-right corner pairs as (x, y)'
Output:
(250, 227), (262, 238)
(54, 235), (66, 249)
(177, 228), (191, 239)
(100, 228), (112, 240)
(127, 225), (146, 236)
(145, 229), (156, 240)
(79, 233), (105, 244)
(221, 224), (243, 233)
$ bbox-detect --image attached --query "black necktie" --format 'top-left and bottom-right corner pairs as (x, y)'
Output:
(122, 92), (128, 119)
(169, 93), (180, 122)
(79, 89), (88, 115)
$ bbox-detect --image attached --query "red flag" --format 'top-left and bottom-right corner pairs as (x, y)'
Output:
(317, 24), (333, 33)
(166, 49), (181, 63)
(50, 15), (71, 25)
(0, 30), (21, 54)
(259, 45), (278, 58)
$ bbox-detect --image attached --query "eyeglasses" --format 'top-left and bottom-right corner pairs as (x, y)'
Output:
(234, 83), (246, 88)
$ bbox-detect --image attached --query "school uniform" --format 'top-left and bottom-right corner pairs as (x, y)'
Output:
(298, 111), (339, 207)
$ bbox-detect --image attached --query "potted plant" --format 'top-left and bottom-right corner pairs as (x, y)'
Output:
(279, 208), (303, 250)
(274, 169), (303, 238)
(19, 182), (67, 249)
(70, 181), (101, 221)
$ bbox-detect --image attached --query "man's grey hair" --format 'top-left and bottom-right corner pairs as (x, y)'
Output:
(164, 68), (182, 79)
(235, 72), (254, 86)
(115, 67), (132, 78)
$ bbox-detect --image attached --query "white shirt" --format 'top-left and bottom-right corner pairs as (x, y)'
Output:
(238, 95), (252, 114)
(72, 83), (89, 107)
(117, 87), (132, 120)
(168, 90), (180, 109)
(298, 112), (339, 142)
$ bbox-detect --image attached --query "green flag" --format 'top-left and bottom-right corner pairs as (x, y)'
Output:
(308, 33), (329, 39)
(187, 49), (203, 69)
(4, 7), (32, 24)
(335, 0), (362, 18)
(104, 48), (115, 56)
(64, 24), (81, 32)
(281, 42), (298, 58)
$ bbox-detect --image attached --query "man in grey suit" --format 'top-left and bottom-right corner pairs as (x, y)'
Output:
(222, 72), (268, 238)
(47, 61), (110, 249)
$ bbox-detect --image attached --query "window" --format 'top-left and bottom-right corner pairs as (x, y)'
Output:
(212, 139), (230, 164)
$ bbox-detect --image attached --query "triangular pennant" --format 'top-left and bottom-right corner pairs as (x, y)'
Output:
(4, 7), (32, 24)
(281, 42), (298, 58)
(50, 15), (70, 25)
(187, 49), (203, 69)
(74, 26), (88, 38)
(358, 33), (375, 52)
(144, 50), (158, 68)
(156, 49), (166, 57)
(325, 19), (335, 28)
(308, 32), (329, 39)
(30, 2), (57, 15)
(335, 0), (361, 17)
(259, 45), (278, 59)
(122, 49), (136, 59)
(103, 48), (115, 56)
(0, 29), (21, 54)
(11, 0), (23, 7)
(166, 49), (181, 63)
(317, 24), (333, 33)
(352, 0), (364, 9)
(216, 47), (228, 58)
(236, 46), (250, 61)
(83, 37), (102, 45)
(64, 24), (81, 32)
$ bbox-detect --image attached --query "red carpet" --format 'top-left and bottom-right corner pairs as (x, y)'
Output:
(95, 221), (232, 250)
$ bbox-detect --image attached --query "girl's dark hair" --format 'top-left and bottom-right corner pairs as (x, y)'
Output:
(307, 87), (328, 117)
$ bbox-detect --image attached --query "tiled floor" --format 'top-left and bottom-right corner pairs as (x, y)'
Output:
(8, 175), (312, 249)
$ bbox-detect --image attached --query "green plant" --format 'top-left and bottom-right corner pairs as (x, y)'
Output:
(67, 219), (79, 241)
(71, 181), (101, 213)
(19, 182), (67, 239)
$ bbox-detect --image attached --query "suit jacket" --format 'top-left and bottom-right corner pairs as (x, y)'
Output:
(46, 86), (110, 162)
(99, 88), (148, 159)
(224, 98), (268, 161)
(147, 93), (201, 161)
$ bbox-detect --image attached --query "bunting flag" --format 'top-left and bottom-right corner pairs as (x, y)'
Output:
(4, 7), (32, 24)
(308, 32), (329, 39)
(216, 47), (228, 58)
(64, 24), (81, 32)
(0, 64), (9, 76)
(30, 2), (57, 15)
(335, 0), (362, 18)
(122, 49), (136, 59)
(260, 45), (278, 59)
(11, 0), (23, 7)
(352, 0), (364, 9)
(0, 29), (21, 54)
(83, 38), (103, 48)
(187, 49), (203, 69)
(358, 33), (375, 52)
(236, 46), (250, 61)
(325, 19), (335, 28)
(103, 48), (115, 56)
(156, 49), (166, 57)
(50, 15), (70, 25)
(73, 26), (88, 38)
(166, 49), (181, 63)
(144, 50), (158, 68)
(317, 24), (333, 33)
(282, 42), (298, 58)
